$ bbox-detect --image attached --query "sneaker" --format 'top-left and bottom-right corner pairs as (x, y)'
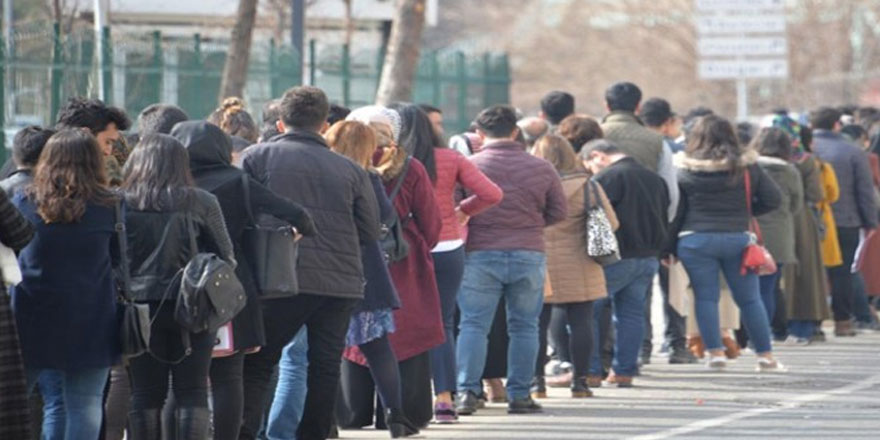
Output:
(756, 358), (787, 373)
(586, 375), (603, 388)
(669, 348), (699, 364)
(530, 376), (547, 399)
(545, 371), (573, 388)
(811, 329), (827, 342)
(455, 391), (480, 416)
(475, 391), (487, 409)
(571, 377), (593, 398)
(783, 336), (810, 346)
(433, 402), (457, 424)
(854, 320), (880, 332)
(707, 355), (727, 370)
(507, 397), (543, 414)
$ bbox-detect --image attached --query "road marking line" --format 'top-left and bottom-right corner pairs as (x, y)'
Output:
(630, 373), (880, 440)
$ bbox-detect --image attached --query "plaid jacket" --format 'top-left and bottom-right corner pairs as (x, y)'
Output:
(0, 189), (34, 439)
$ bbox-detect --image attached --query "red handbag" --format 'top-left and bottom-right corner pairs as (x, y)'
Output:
(741, 169), (778, 276)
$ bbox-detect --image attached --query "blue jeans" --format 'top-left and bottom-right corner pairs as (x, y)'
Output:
(266, 327), (308, 440)
(26, 367), (109, 440)
(678, 232), (773, 354)
(603, 258), (659, 376)
(788, 320), (816, 339)
(456, 250), (546, 400)
(759, 264), (784, 322)
(429, 247), (466, 395)
(853, 274), (874, 324)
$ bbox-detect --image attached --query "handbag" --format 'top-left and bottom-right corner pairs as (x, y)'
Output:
(174, 215), (247, 334)
(380, 157), (412, 263)
(583, 180), (620, 266)
(114, 201), (151, 360)
(241, 174), (300, 299)
(740, 169), (778, 276)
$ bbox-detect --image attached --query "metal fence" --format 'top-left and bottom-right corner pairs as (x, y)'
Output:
(1, 23), (510, 151)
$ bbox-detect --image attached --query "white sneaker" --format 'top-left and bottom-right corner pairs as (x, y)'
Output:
(707, 356), (727, 370)
(783, 336), (810, 346)
(756, 358), (788, 373)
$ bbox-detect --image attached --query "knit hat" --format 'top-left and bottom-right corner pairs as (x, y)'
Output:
(346, 105), (402, 143)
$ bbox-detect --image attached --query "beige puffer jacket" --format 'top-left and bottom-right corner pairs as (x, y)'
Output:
(543, 173), (618, 304)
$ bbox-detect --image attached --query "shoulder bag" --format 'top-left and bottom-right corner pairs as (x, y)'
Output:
(584, 180), (620, 266)
(114, 201), (151, 360)
(740, 169), (778, 276)
(380, 157), (412, 263)
(241, 174), (301, 299)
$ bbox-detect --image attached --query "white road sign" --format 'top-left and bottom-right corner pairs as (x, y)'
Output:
(698, 59), (789, 80)
(695, 0), (785, 12)
(698, 37), (787, 56)
(697, 15), (786, 34)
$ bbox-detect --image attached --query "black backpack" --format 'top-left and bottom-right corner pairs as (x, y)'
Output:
(173, 216), (246, 334)
(380, 157), (412, 263)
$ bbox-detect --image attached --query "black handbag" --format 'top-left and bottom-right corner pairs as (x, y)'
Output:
(380, 157), (412, 263)
(114, 201), (151, 360)
(174, 215), (246, 334)
(241, 174), (301, 299)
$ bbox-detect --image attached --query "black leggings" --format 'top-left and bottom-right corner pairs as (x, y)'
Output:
(210, 351), (245, 440)
(359, 335), (402, 411)
(537, 301), (594, 379)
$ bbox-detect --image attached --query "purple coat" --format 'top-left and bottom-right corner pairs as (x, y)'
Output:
(466, 140), (567, 252)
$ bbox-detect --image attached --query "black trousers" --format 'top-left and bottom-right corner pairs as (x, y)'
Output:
(537, 302), (594, 379)
(129, 303), (215, 411)
(829, 227), (861, 321)
(335, 352), (433, 430)
(240, 294), (356, 440)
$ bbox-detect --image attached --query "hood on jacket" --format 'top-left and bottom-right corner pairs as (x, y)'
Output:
(673, 148), (758, 172)
(756, 155), (791, 167)
(171, 121), (233, 169)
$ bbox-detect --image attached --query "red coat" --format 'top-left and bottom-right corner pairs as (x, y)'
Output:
(344, 158), (444, 363)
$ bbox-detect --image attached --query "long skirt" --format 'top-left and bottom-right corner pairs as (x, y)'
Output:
(784, 208), (831, 321)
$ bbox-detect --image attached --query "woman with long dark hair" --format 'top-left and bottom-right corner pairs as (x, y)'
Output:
(170, 120), (316, 440)
(122, 133), (235, 439)
(12, 129), (118, 439)
(671, 115), (785, 371)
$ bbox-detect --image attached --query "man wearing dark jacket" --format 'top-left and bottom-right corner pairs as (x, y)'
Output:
(239, 86), (380, 440)
(0, 126), (54, 197)
(455, 105), (566, 416)
(811, 106), (879, 336)
(582, 139), (670, 387)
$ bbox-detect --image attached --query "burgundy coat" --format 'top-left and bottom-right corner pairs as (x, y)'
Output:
(345, 158), (443, 363)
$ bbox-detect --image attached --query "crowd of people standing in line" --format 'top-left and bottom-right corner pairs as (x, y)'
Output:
(0, 80), (879, 440)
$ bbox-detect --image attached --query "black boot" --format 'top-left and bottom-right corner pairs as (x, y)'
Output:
(385, 408), (419, 438)
(128, 409), (161, 440)
(174, 407), (211, 440)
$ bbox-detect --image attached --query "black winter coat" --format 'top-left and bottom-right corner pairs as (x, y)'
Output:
(671, 150), (782, 243)
(241, 130), (381, 299)
(172, 121), (317, 349)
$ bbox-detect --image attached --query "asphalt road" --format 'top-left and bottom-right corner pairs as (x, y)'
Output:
(338, 306), (880, 439)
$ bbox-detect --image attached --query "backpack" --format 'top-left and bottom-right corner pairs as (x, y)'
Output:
(380, 157), (412, 263)
(174, 216), (246, 334)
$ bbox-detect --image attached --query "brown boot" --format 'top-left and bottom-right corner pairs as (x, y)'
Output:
(722, 336), (740, 359)
(687, 336), (705, 359)
(586, 375), (603, 388)
(605, 371), (633, 388)
(835, 320), (857, 337)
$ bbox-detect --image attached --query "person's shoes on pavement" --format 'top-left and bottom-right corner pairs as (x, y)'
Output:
(835, 320), (857, 337)
(756, 357), (787, 373)
(605, 371), (633, 388)
(507, 397), (543, 414)
(586, 374), (604, 388)
(456, 390), (480, 416)
(530, 376), (547, 399)
(571, 377), (594, 398)
(669, 347), (699, 364)
(706, 355), (727, 370)
(783, 336), (810, 346)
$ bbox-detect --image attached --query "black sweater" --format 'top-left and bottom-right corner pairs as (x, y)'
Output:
(593, 157), (670, 259)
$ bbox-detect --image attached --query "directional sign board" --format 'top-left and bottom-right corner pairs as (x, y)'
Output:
(695, 0), (785, 12)
(696, 15), (786, 34)
(699, 59), (789, 80)
(698, 37), (787, 57)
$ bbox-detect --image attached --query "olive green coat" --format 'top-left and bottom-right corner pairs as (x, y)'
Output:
(756, 156), (804, 264)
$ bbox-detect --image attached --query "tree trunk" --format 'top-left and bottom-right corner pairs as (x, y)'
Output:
(219, 0), (259, 102)
(375, 0), (427, 105)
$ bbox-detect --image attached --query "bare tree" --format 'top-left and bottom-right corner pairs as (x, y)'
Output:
(220, 0), (259, 102)
(375, 0), (427, 105)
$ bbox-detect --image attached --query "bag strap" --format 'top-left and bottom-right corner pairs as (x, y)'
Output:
(114, 200), (133, 302)
(241, 173), (255, 225)
(744, 168), (764, 243)
(388, 157), (411, 203)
